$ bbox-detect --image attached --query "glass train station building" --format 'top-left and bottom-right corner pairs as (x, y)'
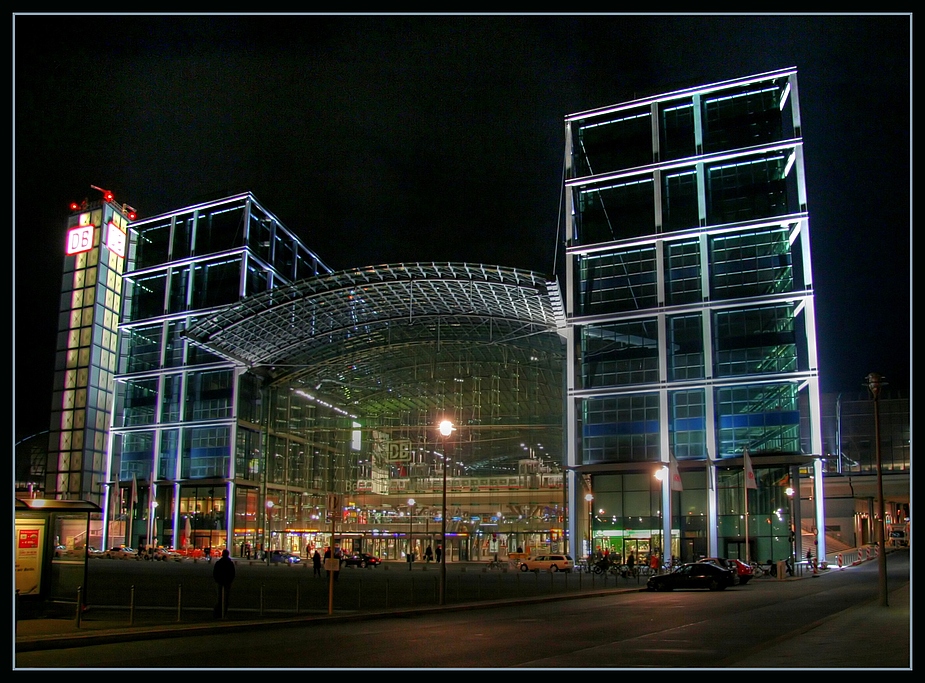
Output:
(563, 67), (827, 565)
(43, 68), (839, 565)
(50, 191), (568, 562)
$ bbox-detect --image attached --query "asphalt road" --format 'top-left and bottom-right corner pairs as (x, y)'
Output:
(15, 550), (910, 669)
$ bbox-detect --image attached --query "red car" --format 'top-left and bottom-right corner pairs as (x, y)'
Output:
(702, 557), (754, 585)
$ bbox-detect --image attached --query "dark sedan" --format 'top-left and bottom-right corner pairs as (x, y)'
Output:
(343, 552), (381, 568)
(646, 562), (735, 591)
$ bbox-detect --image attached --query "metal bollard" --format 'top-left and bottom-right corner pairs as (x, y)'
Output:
(75, 586), (83, 628)
(129, 585), (135, 625)
(177, 583), (182, 622)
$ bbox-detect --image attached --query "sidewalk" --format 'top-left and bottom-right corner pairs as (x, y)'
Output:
(731, 580), (910, 669)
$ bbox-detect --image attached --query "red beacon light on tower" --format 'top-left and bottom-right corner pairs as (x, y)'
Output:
(90, 185), (115, 204)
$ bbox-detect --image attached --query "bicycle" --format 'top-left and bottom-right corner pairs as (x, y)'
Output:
(750, 561), (774, 578)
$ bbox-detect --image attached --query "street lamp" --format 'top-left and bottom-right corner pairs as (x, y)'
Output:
(266, 501), (274, 564)
(785, 483), (796, 573)
(407, 498), (415, 570)
(585, 493), (594, 558)
(438, 419), (455, 605)
(866, 372), (889, 607)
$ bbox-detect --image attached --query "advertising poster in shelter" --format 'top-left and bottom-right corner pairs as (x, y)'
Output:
(15, 519), (45, 596)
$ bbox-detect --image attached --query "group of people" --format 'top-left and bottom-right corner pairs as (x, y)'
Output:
(408, 544), (443, 563)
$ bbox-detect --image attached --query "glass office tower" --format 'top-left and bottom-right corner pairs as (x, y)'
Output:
(106, 193), (332, 552)
(47, 194), (133, 508)
(563, 68), (826, 565)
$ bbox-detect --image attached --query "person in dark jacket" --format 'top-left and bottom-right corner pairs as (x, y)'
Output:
(312, 549), (322, 577)
(212, 548), (236, 618)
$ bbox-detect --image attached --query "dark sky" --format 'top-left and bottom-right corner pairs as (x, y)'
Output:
(13, 13), (911, 442)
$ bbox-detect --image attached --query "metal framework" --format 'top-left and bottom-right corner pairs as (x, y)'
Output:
(184, 262), (568, 472)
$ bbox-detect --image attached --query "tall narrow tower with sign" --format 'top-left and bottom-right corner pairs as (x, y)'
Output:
(47, 188), (134, 534)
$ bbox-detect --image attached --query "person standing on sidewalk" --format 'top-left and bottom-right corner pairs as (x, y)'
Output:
(212, 548), (236, 618)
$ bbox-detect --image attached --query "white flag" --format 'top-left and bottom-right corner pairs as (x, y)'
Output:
(669, 453), (684, 492)
(743, 448), (758, 490)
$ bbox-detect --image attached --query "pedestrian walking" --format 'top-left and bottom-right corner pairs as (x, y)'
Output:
(312, 549), (322, 577)
(435, 545), (442, 563)
(627, 551), (636, 576)
(425, 545), (434, 562)
(212, 548), (235, 618)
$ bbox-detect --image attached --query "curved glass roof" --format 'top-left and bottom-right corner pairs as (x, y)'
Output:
(184, 263), (567, 474)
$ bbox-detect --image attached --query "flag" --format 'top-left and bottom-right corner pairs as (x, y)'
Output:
(668, 452), (684, 492)
(743, 448), (757, 490)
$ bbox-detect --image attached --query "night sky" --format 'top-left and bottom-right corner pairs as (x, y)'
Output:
(13, 13), (911, 443)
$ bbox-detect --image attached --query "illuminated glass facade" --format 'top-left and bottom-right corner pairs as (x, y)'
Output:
(86, 191), (567, 562)
(47, 199), (131, 505)
(106, 193), (333, 553)
(563, 68), (827, 565)
(181, 262), (568, 562)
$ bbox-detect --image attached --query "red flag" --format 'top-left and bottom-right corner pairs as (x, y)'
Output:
(744, 448), (757, 490)
(669, 453), (684, 492)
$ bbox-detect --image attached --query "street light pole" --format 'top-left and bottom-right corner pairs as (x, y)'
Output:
(785, 482), (796, 574)
(438, 420), (455, 605)
(407, 498), (415, 570)
(585, 493), (593, 559)
(265, 500), (274, 565)
(866, 372), (889, 607)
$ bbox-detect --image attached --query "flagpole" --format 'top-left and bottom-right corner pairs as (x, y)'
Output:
(744, 463), (750, 565)
(147, 469), (156, 548)
(129, 473), (137, 549)
(743, 447), (757, 565)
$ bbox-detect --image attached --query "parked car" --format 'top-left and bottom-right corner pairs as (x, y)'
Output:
(104, 546), (137, 559)
(343, 552), (381, 568)
(701, 557), (754, 585)
(519, 554), (574, 573)
(142, 546), (185, 561)
(57, 545), (102, 558)
(646, 562), (735, 591)
(269, 550), (301, 564)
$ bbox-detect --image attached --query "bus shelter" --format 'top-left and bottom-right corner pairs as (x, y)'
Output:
(14, 498), (101, 616)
